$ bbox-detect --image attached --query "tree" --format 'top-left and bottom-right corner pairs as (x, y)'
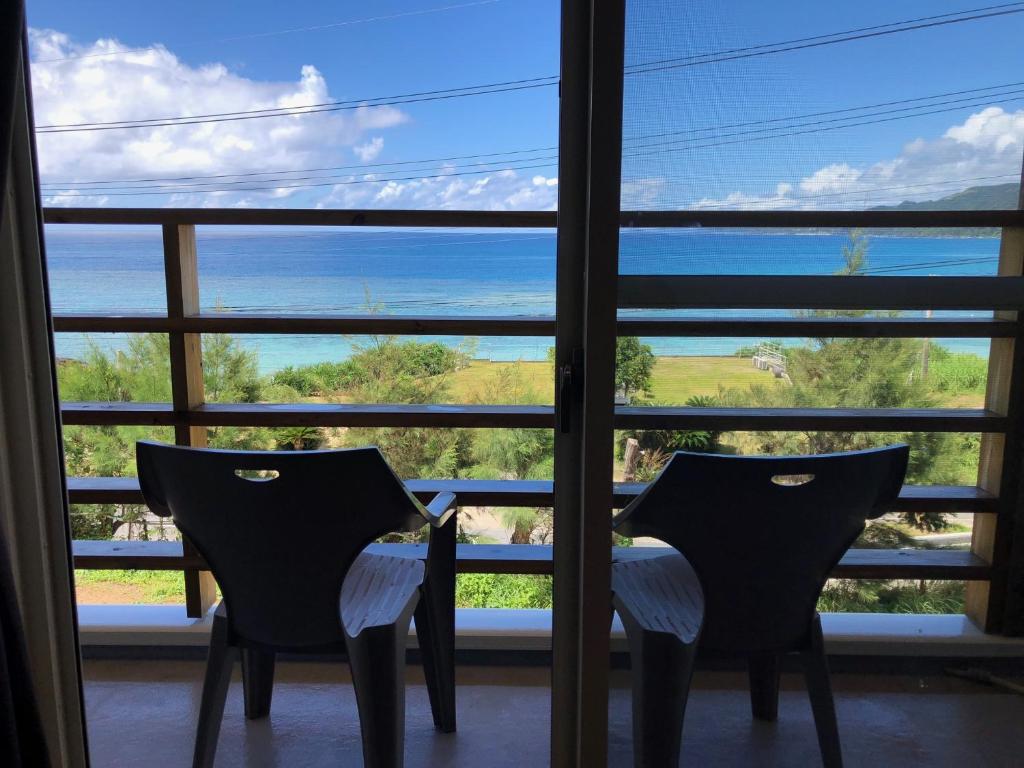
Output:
(837, 228), (868, 276)
(341, 336), (473, 479)
(202, 334), (262, 403)
(466, 363), (553, 544)
(615, 336), (656, 400)
(58, 333), (311, 539)
(718, 230), (970, 530)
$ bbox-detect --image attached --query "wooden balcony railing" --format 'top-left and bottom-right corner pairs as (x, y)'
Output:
(46, 206), (1024, 633)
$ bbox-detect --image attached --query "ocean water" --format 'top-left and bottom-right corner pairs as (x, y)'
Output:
(45, 226), (1001, 374)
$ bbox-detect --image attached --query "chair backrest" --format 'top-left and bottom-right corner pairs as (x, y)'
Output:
(136, 441), (426, 648)
(614, 445), (908, 652)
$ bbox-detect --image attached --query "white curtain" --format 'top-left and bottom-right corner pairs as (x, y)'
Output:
(0, 5), (89, 766)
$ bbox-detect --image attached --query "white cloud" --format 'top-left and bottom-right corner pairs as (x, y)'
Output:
(316, 170), (560, 211)
(798, 163), (863, 195)
(353, 137), (384, 162)
(944, 107), (1024, 151)
(692, 107), (1024, 210)
(28, 29), (408, 203)
(42, 190), (110, 208)
(694, 188), (795, 211)
(28, 29), (560, 211)
(621, 177), (666, 208)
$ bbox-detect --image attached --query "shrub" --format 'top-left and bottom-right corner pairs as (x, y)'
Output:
(455, 574), (553, 608)
(929, 348), (987, 394)
(271, 361), (360, 395)
(617, 395), (724, 458)
(818, 580), (964, 614)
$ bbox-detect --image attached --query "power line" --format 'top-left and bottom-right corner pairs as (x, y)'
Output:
(40, 146), (559, 187)
(625, 2), (1024, 72)
(43, 92), (1022, 194)
(626, 91), (1024, 153)
(865, 257), (998, 274)
(622, 81), (1024, 143)
(35, 78), (559, 134)
(41, 160), (561, 197)
(34, 1), (502, 63)
(44, 80), (1018, 187)
(35, 4), (1022, 134)
(625, 2), (1024, 75)
(38, 84), (1024, 196)
(41, 80), (1024, 191)
(42, 165), (1018, 204)
(43, 155), (561, 194)
(623, 96), (1024, 158)
(36, 76), (557, 130)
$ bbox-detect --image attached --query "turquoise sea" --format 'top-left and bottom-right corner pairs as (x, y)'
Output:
(45, 226), (1001, 374)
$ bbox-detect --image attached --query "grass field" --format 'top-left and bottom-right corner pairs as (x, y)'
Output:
(448, 355), (781, 404)
(646, 356), (781, 402)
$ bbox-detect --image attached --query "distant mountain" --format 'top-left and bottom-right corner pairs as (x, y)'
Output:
(870, 182), (1020, 212)
(866, 182), (1019, 236)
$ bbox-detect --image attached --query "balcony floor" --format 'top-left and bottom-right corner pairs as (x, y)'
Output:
(83, 658), (1024, 766)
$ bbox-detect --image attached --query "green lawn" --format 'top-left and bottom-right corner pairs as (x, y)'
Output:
(447, 355), (781, 404)
(648, 356), (780, 402)
(448, 360), (554, 402)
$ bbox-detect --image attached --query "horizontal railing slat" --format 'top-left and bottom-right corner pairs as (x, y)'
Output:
(43, 208), (1024, 229)
(70, 540), (990, 580)
(620, 210), (1024, 229)
(53, 312), (558, 336)
(188, 404), (555, 428)
(43, 208), (557, 228)
(611, 547), (991, 581)
(63, 402), (178, 426)
(72, 539), (204, 570)
(66, 476), (999, 513)
(619, 275), (1024, 311)
(59, 402), (554, 428)
(60, 402), (1005, 431)
(617, 315), (1015, 338)
(614, 406), (1006, 432)
(52, 312), (1015, 339)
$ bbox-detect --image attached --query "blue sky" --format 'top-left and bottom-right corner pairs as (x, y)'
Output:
(24, 0), (1024, 209)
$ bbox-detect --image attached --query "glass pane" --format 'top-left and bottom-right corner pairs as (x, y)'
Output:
(622, 1), (1022, 213)
(617, 0), (1011, 622)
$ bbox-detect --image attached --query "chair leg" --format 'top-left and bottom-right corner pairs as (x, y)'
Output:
(621, 613), (699, 768)
(241, 648), (275, 720)
(346, 620), (413, 768)
(416, 516), (457, 732)
(193, 610), (237, 768)
(748, 651), (781, 721)
(415, 593), (456, 732)
(801, 615), (843, 768)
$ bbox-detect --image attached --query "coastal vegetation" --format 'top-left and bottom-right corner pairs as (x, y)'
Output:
(61, 232), (989, 614)
(62, 329), (984, 612)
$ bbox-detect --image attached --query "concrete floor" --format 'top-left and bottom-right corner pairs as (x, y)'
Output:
(83, 659), (1024, 767)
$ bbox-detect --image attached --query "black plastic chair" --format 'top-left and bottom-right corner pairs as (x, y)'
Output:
(612, 445), (909, 768)
(136, 441), (458, 768)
